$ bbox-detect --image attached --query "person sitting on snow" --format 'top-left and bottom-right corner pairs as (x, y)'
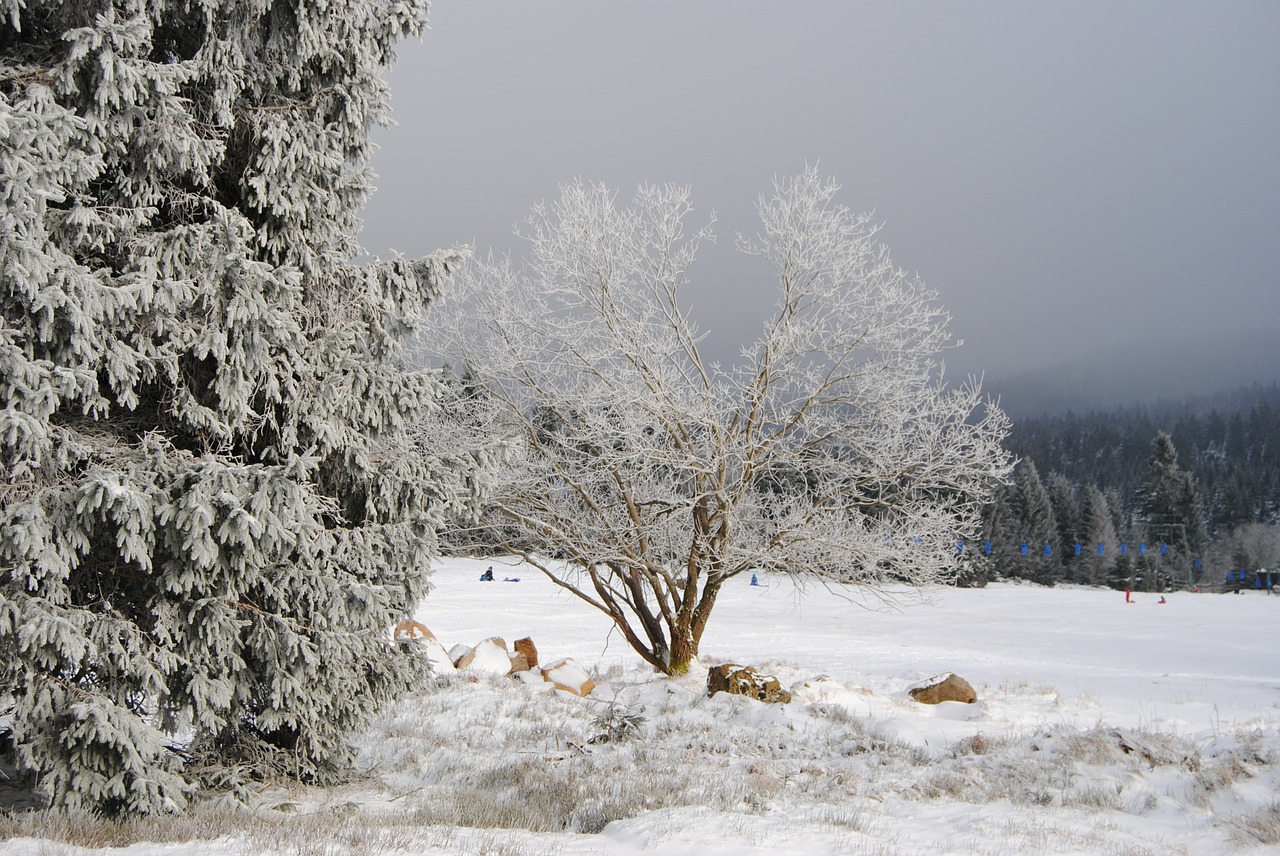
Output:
(480, 567), (494, 582)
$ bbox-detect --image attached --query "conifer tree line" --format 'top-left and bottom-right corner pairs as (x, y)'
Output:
(976, 385), (1280, 589)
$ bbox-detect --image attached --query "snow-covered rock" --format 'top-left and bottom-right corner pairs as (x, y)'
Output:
(512, 669), (555, 690)
(393, 620), (455, 674)
(392, 619), (435, 642)
(456, 637), (512, 674)
(541, 657), (595, 696)
(421, 638), (457, 675)
(907, 672), (977, 704)
(707, 663), (791, 704)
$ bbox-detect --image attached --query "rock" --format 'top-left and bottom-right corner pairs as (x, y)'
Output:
(455, 637), (511, 674)
(448, 643), (470, 666)
(707, 663), (741, 696)
(908, 673), (977, 704)
(512, 668), (551, 688)
(508, 651), (530, 674)
(392, 619), (435, 642)
(541, 657), (595, 696)
(789, 675), (858, 705)
(392, 620), (455, 674)
(514, 636), (539, 669)
(707, 663), (792, 704)
(421, 637), (457, 675)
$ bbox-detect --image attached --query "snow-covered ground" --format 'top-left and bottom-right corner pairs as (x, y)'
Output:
(5, 557), (1279, 855)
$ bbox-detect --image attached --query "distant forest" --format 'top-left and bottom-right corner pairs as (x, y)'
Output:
(974, 383), (1280, 589)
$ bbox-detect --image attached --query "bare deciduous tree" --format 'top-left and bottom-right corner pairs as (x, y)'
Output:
(426, 168), (1012, 675)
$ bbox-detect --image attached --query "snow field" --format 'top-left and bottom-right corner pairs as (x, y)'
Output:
(4, 557), (1278, 855)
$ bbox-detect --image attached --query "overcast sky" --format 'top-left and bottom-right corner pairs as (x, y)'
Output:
(358, 2), (1280, 382)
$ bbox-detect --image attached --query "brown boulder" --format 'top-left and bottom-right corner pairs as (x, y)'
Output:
(507, 652), (530, 674)
(707, 663), (792, 704)
(707, 663), (741, 696)
(392, 619), (435, 643)
(514, 637), (539, 670)
(908, 673), (977, 704)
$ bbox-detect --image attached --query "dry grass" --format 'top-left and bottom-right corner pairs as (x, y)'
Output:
(0, 803), (562, 856)
(1228, 800), (1280, 846)
(0, 801), (255, 848)
(2, 670), (1276, 855)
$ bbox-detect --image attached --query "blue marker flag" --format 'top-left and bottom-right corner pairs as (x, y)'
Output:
(1097, 543), (1105, 555)
(1074, 543), (1082, 556)
(1020, 542), (1028, 555)
(983, 540), (991, 555)
(1044, 544), (1052, 557)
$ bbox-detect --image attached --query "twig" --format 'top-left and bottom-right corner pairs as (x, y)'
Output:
(387, 786), (426, 803)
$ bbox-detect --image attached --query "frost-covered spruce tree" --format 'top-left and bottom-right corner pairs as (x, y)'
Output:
(0, 0), (488, 814)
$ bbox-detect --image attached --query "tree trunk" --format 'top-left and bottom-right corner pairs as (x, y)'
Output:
(667, 628), (697, 676)
(664, 579), (722, 676)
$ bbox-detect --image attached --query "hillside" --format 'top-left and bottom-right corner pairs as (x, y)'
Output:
(1003, 383), (1280, 536)
(982, 330), (1280, 420)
